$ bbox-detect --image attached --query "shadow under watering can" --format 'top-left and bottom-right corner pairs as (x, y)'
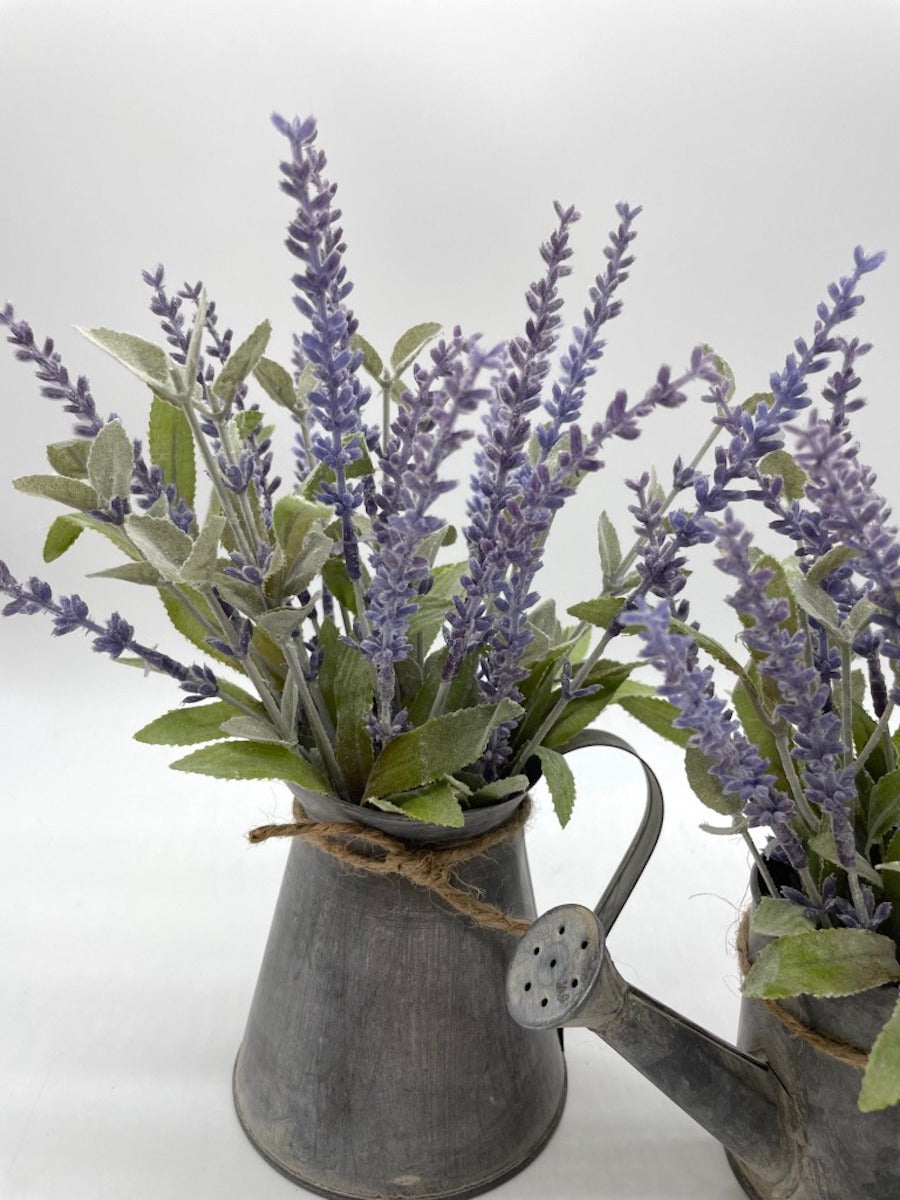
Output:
(507, 747), (900, 1200)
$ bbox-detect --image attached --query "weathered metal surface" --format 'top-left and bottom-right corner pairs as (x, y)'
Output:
(233, 791), (566, 1200)
(507, 895), (900, 1200)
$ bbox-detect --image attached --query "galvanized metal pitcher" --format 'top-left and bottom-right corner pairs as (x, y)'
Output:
(232, 730), (663, 1199)
(507, 873), (900, 1199)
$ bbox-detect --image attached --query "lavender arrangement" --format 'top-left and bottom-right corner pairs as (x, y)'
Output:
(573, 248), (900, 1109)
(0, 113), (721, 832)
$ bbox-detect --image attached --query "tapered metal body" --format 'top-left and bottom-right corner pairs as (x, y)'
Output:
(507, 896), (900, 1200)
(233, 791), (566, 1200)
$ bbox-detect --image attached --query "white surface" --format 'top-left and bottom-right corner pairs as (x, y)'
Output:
(1, 2), (899, 1197)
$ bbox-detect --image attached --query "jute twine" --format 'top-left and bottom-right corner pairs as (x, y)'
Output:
(247, 795), (533, 937)
(736, 909), (869, 1070)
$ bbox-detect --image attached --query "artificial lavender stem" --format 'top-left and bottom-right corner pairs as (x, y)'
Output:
(741, 829), (779, 898)
(283, 635), (348, 799)
(853, 700), (896, 776)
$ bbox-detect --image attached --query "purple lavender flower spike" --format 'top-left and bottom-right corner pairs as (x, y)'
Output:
(537, 202), (641, 459)
(361, 333), (501, 741)
(0, 304), (105, 437)
(714, 509), (859, 868)
(273, 113), (371, 580)
(620, 597), (808, 870)
(0, 562), (219, 703)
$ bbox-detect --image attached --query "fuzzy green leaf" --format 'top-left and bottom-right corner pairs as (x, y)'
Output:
(468, 774), (530, 806)
(597, 512), (622, 588)
(254, 356), (299, 411)
(390, 322), (442, 373)
(43, 514), (85, 563)
(90, 561), (161, 585)
(544, 661), (633, 748)
(406, 561), (465, 651)
(329, 637), (375, 798)
(685, 746), (742, 816)
(534, 744), (576, 827)
(46, 438), (91, 479)
(124, 514), (192, 581)
(148, 395), (196, 509)
(806, 544), (860, 588)
(750, 898), (816, 937)
(134, 701), (236, 746)
(743, 929), (900, 999)
(741, 391), (774, 414)
(371, 778), (464, 827)
(364, 698), (523, 799)
(219, 715), (284, 744)
(14, 473), (99, 511)
(859, 995), (900, 1112)
(211, 319), (272, 407)
(77, 327), (170, 390)
(87, 419), (134, 505)
(868, 769), (900, 849)
(731, 679), (790, 795)
(273, 494), (332, 559)
(808, 827), (882, 886)
(567, 596), (625, 629)
(179, 514), (226, 586)
(782, 559), (841, 634)
(352, 333), (384, 380)
(758, 449), (807, 501)
(170, 740), (331, 792)
(612, 683), (691, 748)
(158, 587), (236, 668)
(284, 526), (334, 596)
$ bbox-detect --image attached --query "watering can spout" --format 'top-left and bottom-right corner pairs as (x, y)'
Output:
(506, 904), (799, 1194)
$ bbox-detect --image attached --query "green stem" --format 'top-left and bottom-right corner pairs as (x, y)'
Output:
(840, 643), (854, 770)
(847, 869), (870, 926)
(799, 865), (822, 907)
(202, 588), (284, 731)
(283, 636), (348, 799)
(774, 734), (820, 834)
(853, 700), (895, 776)
(741, 830), (779, 898)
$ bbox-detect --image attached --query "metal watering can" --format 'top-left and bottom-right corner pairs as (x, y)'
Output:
(506, 766), (900, 1200)
(232, 729), (665, 1200)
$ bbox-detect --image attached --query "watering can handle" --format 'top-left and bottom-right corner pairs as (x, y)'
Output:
(556, 728), (664, 933)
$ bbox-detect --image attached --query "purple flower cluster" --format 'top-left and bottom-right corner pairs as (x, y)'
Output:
(793, 418), (900, 701)
(715, 510), (858, 869)
(273, 113), (374, 581)
(631, 247), (886, 603)
(361, 331), (501, 740)
(0, 304), (105, 438)
(0, 561), (218, 702)
(620, 597), (808, 868)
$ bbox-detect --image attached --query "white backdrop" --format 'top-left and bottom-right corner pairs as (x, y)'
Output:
(1, 2), (899, 1198)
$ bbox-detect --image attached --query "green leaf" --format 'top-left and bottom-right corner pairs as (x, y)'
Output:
(124, 514), (192, 581)
(327, 637), (375, 798)
(808, 827), (882, 886)
(211, 319), (271, 407)
(758, 449), (807, 501)
(254, 356), (299, 412)
(134, 700), (237, 745)
(731, 679), (790, 795)
(700, 343), (736, 399)
(612, 684), (691, 748)
(14, 473), (99, 511)
(854, 701), (889, 782)
(468, 774), (530, 806)
(750, 897), (816, 937)
(43, 514), (84, 563)
(567, 596), (625, 629)
(178, 514), (226, 586)
(406, 561), (465, 651)
(867, 769), (900, 850)
(90, 561), (161, 585)
(597, 512), (622, 588)
(283, 526), (334, 596)
(782, 558), (841, 634)
(46, 438), (91, 479)
(352, 333), (384, 380)
(273, 494), (332, 559)
(87, 419), (134, 505)
(219, 715), (284, 744)
(371, 778), (464, 827)
(363, 698), (523, 799)
(170, 740), (332, 793)
(149, 394), (196, 509)
(159, 587), (236, 668)
(77, 327), (171, 390)
(743, 928), (900, 999)
(669, 616), (747, 679)
(806, 544), (859, 588)
(742, 391), (774, 414)
(543, 660), (633, 748)
(685, 746), (742, 816)
(534, 744), (576, 827)
(859, 995), (900, 1112)
(321, 555), (358, 614)
(390, 322), (442, 373)
(883, 831), (900, 942)
(406, 647), (479, 726)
